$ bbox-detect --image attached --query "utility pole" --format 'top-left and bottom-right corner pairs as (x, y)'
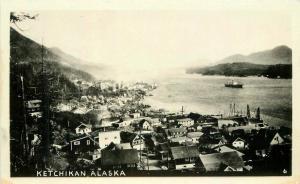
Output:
(41, 41), (50, 168)
(20, 75), (29, 160)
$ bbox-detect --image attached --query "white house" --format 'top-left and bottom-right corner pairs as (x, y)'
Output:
(140, 119), (152, 130)
(232, 137), (247, 149)
(118, 117), (134, 127)
(270, 132), (284, 145)
(131, 134), (146, 150)
(130, 112), (141, 118)
(98, 131), (121, 149)
(177, 118), (194, 127)
(187, 132), (203, 143)
(75, 123), (92, 135)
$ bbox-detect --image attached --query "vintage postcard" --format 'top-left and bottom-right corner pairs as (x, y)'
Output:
(1, 0), (300, 183)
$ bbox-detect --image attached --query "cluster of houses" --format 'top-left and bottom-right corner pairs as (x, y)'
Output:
(53, 106), (291, 173)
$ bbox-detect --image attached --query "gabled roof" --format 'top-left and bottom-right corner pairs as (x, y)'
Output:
(101, 149), (139, 166)
(200, 151), (244, 170)
(170, 146), (199, 160)
(177, 118), (193, 122)
(165, 128), (187, 135)
(213, 145), (245, 157)
(187, 132), (204, 138)
(233, 137), (246, 143)
(76, 123), (92, 129)
(139, 119), (151, 126)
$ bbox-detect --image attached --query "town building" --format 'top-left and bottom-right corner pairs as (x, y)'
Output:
(139, 119), (153, 130)
(177, 118), (194, 127)
(75, 123), (92, 135)
(187, 132), (203, 143)
(170, 146), (199, 170)
(165, 128), (187, 139)
(68, 135), (99, 154)
(98, 131), (121, 149)
(101, 149), (139, 170)
(199, 151), (244, 172)
(232, 137), (247, 150)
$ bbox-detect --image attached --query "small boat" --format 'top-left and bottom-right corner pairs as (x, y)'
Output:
(225, 80), (243, 88)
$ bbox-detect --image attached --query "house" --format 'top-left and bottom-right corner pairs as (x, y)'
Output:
(120, 132), (146, 150)
(213, 145), (245, 157)
(139, 119), (153, 130)
(131, 134), (146, 150)
(98, 131), (121, 149)
(94, 118), (117, 129)
(103, 142), (132, 151)
(177, 118), (194, 127)
(56, 103), (73, 112)
(249, 130), (285, 157)
(169, 136), (192, 145)
(270, 132), (284, 145)
(218, 119), (239, 129)
(199, 151), (244, 172)
(232, 137), (247, 150)
(75, 123), (92, 135)
(68, 135), (99, 154)
(72, 107), (89, 114)
(165, 128), (187, 138)
(130, 112), (141, 118)
(198, 135), (227, 150)
(26, 99), (41, 112)
(117, 117), (134, 128)
(170, 146), (199, 170)
(92, 149), (101, 161)
(156, 143), (171, 161)
(187, 132), (203, 143)
(101, 149), (139, 169)
(151, 118), (162, 127)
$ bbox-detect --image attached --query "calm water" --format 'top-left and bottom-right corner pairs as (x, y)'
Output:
(143, 73), (292, 128)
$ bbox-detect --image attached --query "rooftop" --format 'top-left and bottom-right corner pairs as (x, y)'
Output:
(200, 151), (244, 170)
(101, 149), (139, 166)
(170, 146), (199, 160)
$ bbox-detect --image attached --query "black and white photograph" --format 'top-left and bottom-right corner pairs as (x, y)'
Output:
(2, 4), (297, 180)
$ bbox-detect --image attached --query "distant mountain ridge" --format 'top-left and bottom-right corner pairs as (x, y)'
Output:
(10, 28), (95, 82)
(219, 45), (292, 65)
(186, 45), (292, 79)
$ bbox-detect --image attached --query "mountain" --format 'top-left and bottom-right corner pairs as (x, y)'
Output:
(186, 45), (292, 79)
(219, 45), (292, 65)
(187, 62), (269, 77)
(49, 47), (107, 74)
(10, 28), (95, 82)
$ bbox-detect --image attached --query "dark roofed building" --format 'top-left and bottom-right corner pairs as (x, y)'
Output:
(170, 146), (199, 170)
(101, 149), (139, 169)
(200, 151), (244, 172)
(165, 127), (187, 138)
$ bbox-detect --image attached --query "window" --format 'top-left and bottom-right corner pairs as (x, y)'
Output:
(74, 141), (80, 145)
(114, 136), (118, 139)
(105, 137), (108, 140)
(87, 140), (90, 145)
(127, 163), (135, 168)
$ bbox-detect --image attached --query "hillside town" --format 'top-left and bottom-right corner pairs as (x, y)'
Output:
(11, 76), (292, 176)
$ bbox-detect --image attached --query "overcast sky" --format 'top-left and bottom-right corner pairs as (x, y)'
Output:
(14, 10), (291, 70)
